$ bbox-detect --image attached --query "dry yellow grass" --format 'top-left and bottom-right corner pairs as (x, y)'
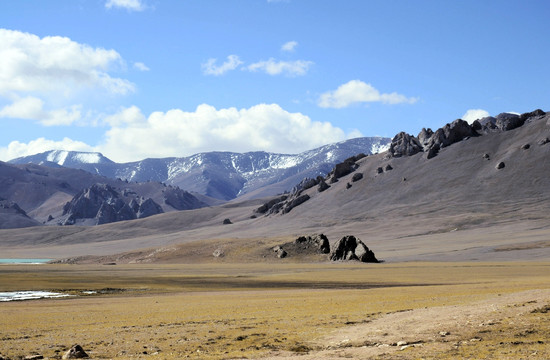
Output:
(0, 262), (549, 359)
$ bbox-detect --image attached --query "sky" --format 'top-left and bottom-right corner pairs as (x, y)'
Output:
(1, 0), (549, 163)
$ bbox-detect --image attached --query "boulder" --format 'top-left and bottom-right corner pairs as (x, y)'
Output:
(317, 179), (330, 192)
(385, 164), (393, 171)
(276, 248), (287, 258)
(329, 235), (379, 263)
(538, 138), (550, 146)
(62, 345), (88, 359)
(295, 234), (330, 254)
(496, 162), (505, 170)
(222, 218), (232, 225)
(351, 172), (363, 182)
(282, 194), (310, 214)
(495, 112), (523, 131)
(521, 144), (530, 150)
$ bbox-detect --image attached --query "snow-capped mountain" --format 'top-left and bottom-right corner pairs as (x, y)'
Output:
(9, 137), (391, 201)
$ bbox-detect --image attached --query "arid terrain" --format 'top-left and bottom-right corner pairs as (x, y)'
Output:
(1, 111), (550, 359)
(1, 262), (549, 359)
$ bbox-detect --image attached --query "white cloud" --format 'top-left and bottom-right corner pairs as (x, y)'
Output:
(247, 58), (313, 76)
(318, 80), (418, 108)
(0, 137), (94, 161)
(98, 103), (351, 162)
(133, 62), (150, 71)
(0, 96), (81, 126)
(202, 55), (243, 76)
(102, 105), (146, 126)
(281, 41), (298, 52)
(0, 28), (134, 97)
(105, 0), (145, 11)
(462, 109), (490, 124)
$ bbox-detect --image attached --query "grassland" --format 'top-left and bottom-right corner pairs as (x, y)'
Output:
(0, 262), (549, 359)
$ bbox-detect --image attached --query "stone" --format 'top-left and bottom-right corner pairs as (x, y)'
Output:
(62, 345), (89, 359)
(496, 162), (505, 170)
(351, 172), (363, 182)
(376, 167), (383, 174)
(538, 138), (550, 146)
(222, 218), (232, 225)
(483, 153), (490, 160)
(396, 341), (408, 346)
(330, 235), (379, 263)
(317, 179), (330, 192)
(495, 112), (523, 131)
(384, 164), (393, 171)
(212, 249), (224, 258)
(282, 194), (310, 214)
(521, 144), (530, 150)
(346, 183), (352, 189)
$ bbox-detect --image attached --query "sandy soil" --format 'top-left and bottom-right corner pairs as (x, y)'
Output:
(260, 289), (550, 359)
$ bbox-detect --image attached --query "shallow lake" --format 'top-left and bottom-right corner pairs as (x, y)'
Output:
(0, 259), (52, 264)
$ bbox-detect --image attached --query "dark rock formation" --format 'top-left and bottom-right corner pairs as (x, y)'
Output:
(283, 194), (310, 214)
(495, 112), (523, 131)
(385, 164), (393, 171)
(521, 144), (530, 150)
(346, 182), (352, 189)
(295, 234), (331, 254)
(483, 153), (490, 160)
(327, 154), (366, 183)
(255, 195), (288, 214)
(496, 162), (506, 170)
(329, 235), (379, 263)
(351, 172), (363, 182)
(389, 132), (422, 157)
(130, 197), (164, 219)
(539, 138), (550, 146)
(223, 218), (232, 225)
(376, 167), (383, 174)
(163, 187), (204, 210)
(62, 183), (164, 225)
(421, 119), (475, 159)
(62, 344), (88, 359)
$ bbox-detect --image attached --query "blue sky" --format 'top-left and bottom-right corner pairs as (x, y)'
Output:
(1, 0), (549, 162)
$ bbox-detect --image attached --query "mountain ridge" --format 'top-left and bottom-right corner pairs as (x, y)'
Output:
(8, 137), (390, 201)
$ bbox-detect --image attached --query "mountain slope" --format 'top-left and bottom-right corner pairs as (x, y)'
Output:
(9, 137), (390, 201)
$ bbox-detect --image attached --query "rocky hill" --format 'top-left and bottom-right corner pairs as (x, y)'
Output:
(9, 137), (390, 201)
(0, 162), (205, 229)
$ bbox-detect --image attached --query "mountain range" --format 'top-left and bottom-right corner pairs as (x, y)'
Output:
(1, 109), (549, 263)
(8, 137), (391, 201)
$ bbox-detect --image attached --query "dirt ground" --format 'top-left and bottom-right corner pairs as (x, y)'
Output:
(0, 262), (549, 359)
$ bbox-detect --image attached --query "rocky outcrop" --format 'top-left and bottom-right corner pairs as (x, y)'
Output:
(62, 183), (164, 225)
(62, 344), (88, 359)
(420, 119), (475, 159)
(388, 132), (423, 158)
(329, 235), (379, 263)
(295, 234), (331, 254)
(163, 186), (204, 210)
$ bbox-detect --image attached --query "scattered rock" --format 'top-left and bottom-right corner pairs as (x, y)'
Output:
(496, 162), (506, 170)
(439, 331), (450, 336)
(276, 249), (287, 258)
(282, 194), (310, 214)
(396, 341), (408, 346)
(329, 235), (379, 263)
(376, 167), (383, 174)
(222, 218), (232, 225)
(351, 172), (363, 182)
(24, 356), (43, 360)
(346, 183), (352, 189)
(483, 153), (490, 160)
(317, 179), (330, 192)
(62, 344), (89, 359)
(384, 164), (393, 171)
(328, 154), (365, 182)
(538, 138), (550, 146)
(521, 144), (530, 150)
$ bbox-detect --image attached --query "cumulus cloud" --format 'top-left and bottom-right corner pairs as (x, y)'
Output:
(105, 0), (146, 11)
(462, 109), (490, 124)
(0, 96), (81, 126)
(0, 29), (134, 97)
(202, 55), (243, 76)
(281, 41), (298, 52)
(0, 137), (94, 161)
(247, 59), (313, 76)
(318, 80), (418, 108)
(98, 103), (351, 162)
(133, 62), (150, 71)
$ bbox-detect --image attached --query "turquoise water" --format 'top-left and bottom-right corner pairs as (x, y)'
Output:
(0, 259), (52, 264)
